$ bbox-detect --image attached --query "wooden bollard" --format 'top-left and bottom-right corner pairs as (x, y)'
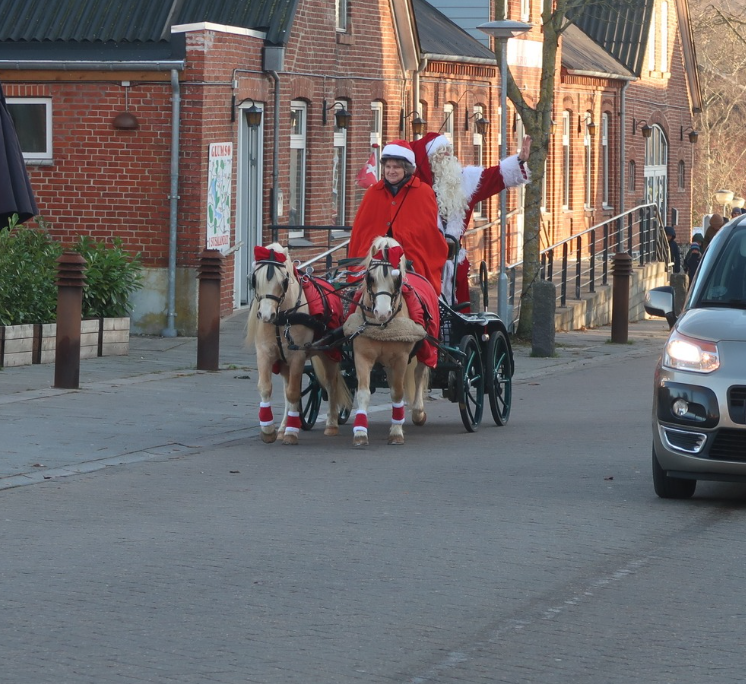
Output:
(197, 250), (223, 371)
(54, 252), (87, 389)
(611, 252), (633, 344)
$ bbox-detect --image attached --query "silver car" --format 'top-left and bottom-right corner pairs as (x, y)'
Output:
(645, 217), (746, 498)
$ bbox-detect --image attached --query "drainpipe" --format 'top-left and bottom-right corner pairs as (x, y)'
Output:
(413, 58), (428, 135)
(619, 81), (629, 216)
(163, 68), (181, 337)
(269, 70), (280, 240)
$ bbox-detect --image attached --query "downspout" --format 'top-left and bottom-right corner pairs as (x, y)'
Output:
(619, 80), (629, 216)
(269, 70), (280, 240)
(413, 57), (428, 133)
(163, 68), (181, 337)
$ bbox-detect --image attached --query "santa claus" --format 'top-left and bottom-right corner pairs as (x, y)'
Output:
(410, 132), (532, 310)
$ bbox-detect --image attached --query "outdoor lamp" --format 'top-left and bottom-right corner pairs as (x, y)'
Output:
(714, 189), (734, 207)
(477, 18), (532, 325)
(633, 118), (653, 138)
(466, 111), (489, 136)
(323, 100), (352, 129)
(400, 110), (426, 136)
(680, 125), (698, 143)
(732, 196), (745, 209)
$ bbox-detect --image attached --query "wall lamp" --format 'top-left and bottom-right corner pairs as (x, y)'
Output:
(231, 97), (262, 127)
(113, 82), (139, 130)
(586, 118), (597, 137)
(323, 100), (352, 128)
(399, 109), (427, 136)
(466, 111), (490, 135)
(632, 118), (653, 138)
(680, 125), (698, 143)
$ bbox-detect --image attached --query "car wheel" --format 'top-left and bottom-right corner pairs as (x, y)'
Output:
(652, 444), (696, 499)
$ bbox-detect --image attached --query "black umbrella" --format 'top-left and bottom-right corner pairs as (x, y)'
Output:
(0, 80), (39, 227)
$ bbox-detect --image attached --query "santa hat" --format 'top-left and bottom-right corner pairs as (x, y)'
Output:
(380, 140), (416, 167)
(410, 132), (452, 187)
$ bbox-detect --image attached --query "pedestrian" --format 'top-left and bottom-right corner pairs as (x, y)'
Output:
(731, 207), (743, 219)
(702, 213), (724, 252)
(664, 226), (681, 273)
(409, 132), (532, 310)
(683, 241), (701, 286)
(348, 139), (448, 295)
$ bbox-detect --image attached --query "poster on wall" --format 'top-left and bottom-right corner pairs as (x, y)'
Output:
(206, 142), (233, 253)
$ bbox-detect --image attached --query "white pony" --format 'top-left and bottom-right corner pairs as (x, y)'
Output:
(343, 236), (432, 446)
(246, 243), (352, 445)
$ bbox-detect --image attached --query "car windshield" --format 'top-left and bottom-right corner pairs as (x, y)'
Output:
(692, 226), (746, 309)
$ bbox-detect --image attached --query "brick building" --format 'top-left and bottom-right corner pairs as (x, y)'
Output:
(0, 0), (699, 334)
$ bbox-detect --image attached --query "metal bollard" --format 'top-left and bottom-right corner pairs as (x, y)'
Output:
(197, 249), (224, 371)
(54, 252), (87, 389)
(610, 252), (633, 344)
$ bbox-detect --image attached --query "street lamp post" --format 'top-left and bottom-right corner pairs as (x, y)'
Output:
(714, 189), (734, 215)
(477, 20), (531, 324)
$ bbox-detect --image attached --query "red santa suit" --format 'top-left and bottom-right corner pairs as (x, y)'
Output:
(410, 132), (530, 311)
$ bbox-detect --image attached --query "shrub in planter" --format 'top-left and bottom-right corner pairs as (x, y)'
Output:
(0, 216), (62, 326)
(71, 236), (143, 319)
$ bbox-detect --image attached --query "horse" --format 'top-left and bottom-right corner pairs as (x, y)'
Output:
(343, 236), (434, 447)
(246, 243), (352, 445)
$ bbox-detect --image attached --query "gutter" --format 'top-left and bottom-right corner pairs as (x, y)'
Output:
(566, 69), (635, 80)
(163, 68), (181, 337)
(422, 53), (496, 66)
(0, 60), (185, 71)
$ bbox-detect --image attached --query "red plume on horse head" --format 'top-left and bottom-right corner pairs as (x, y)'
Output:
(373, 245), (405, 272)
(254, 245), (287, 262)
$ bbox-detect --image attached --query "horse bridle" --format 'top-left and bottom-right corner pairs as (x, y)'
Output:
(362, 258), (404, 326)
(253, 259), (290, 308)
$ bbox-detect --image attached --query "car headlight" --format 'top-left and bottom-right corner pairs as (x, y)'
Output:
(663, 330), (720, 373)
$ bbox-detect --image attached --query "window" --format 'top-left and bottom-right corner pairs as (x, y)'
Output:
(562, 111), (571, 209)
(7, 97), (53, 161)
(660, 2), (668, 72)
(541, 158), (548, 212)
(584, 112), (593, 209)
(443, 103), (454, 144)
(336, 0), (348, 32)
(520, 0), (531, 22)
(332, 101), (348, 231)
(473, 105), (485, 217)
(648, 9), (656, 72)
(370, 101), (383, 178)
(289, 101), (307, 238)
(602, 112), (610, 207)
(628, 160), (636, 192)
(678, 160), (685, 190)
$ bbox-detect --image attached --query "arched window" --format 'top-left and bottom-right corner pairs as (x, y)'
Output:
(678, 160), (686, 190)
(562, 110), (571, 209)
(602, 112), (611, 207)
(584, 111), (593, 209)
(628, 160), (636, 192)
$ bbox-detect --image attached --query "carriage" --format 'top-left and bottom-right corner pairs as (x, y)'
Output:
(293, 250), (514, 436)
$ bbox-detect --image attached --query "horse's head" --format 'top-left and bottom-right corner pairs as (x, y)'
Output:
(362, 237), (406, 323)
(252, 243), (296, 323)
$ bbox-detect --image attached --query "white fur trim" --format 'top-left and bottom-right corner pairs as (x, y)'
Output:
(457, 247), (467, 264)
(445, 215), (464, 239)
(500, 154), (531, 187)
(426, 135), (450, 157)
(381, 143), (415, 166)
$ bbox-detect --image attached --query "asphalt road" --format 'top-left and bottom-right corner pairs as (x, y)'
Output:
(3, 349), (746, 683)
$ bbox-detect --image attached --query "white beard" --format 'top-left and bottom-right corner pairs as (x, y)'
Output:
(430, 152), (469, 230)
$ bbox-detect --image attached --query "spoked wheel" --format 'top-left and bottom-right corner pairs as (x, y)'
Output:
(486, 330), (512, 426)
(299, 364), (322, 430)
(479, 261), (489, 311)
(457, 335), (484, 432)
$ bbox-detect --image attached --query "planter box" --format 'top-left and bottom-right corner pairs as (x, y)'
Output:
(0, 324), (35, 367)
(80, 319), (100, 360)
(99, 317), (130, 357)
(33, 323), (57, 364)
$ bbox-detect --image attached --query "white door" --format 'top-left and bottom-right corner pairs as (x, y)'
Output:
(643, 124), (668, 224)
(236, 104), (264, 307)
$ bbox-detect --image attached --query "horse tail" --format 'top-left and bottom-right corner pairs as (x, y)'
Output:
(404, 358), (429, 406)
(311, 355), (353, 413)
(245, 300), (259, 346)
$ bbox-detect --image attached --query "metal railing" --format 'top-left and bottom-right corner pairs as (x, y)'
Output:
(507, 203), (669, 328)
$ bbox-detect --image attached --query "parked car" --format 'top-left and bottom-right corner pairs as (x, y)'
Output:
(644, 216), (746, 498)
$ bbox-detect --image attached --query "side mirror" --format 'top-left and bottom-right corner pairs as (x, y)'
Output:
(644, 286), (676, 329)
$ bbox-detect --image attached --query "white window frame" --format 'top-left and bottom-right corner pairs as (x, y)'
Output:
(289, 101), (307, 238)
(473, 105), (485, 217)
(660, 1), (669, 73)
(443, 103), (454, 144)
(520, 0), (531, 23)
(584, 112), (593, 209)
(562, 111), (571, 210)
(336, 0), (348, 32)
(602, 112), (611, 208)
(370, 101), (383, 178)
(7, 97), (53, 161)
(332, 100), (348, 235)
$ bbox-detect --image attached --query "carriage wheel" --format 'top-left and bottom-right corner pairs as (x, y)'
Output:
(299, 364), (322, 430)
(457, 335), (484, 432)
(479, 261), (489, 311)
(486, 330), (512, 426)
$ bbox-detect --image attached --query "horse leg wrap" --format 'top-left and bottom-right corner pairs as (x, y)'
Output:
(353, 410), (368, 436)
(259, 402), (274, 427)
(284, 411), (301, 434)
(391, 401), (406, 425)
